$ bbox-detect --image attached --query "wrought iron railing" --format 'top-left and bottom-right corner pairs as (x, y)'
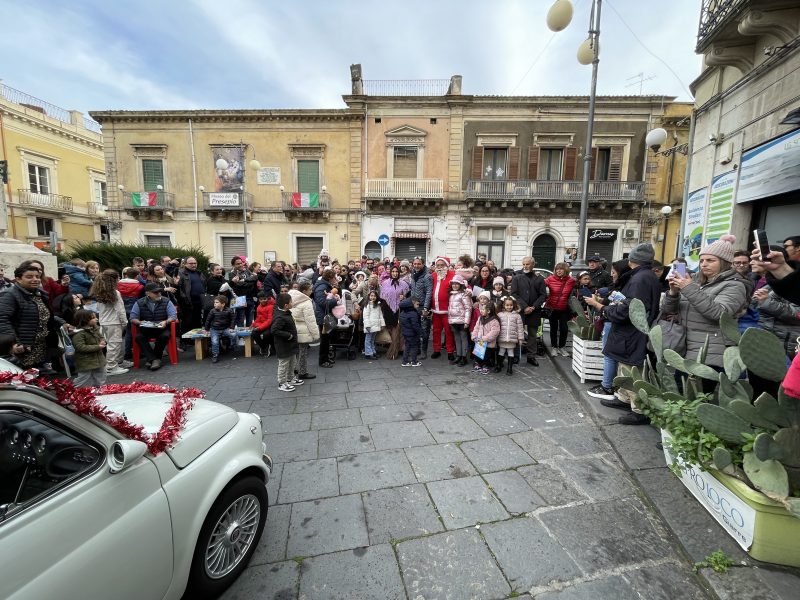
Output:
(280, 191), (331, 211)
(0, 83), (101, 133)
(365, 179), (444, 199)
(465, 180), (645, 203)
(17, 189), (73, 211)
(697, 0), (748, 50)
(363, 79), (450, 96)
(121, 190), (175, 210)
(202, 191), (253, 211)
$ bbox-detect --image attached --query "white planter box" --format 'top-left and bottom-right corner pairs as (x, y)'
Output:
(571, 337), (604, 383)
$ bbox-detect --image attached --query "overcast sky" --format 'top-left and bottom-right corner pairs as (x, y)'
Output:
(1, 0), (702, 117)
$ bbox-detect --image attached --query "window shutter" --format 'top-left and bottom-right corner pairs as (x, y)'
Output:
(297, 160), (320, 193)
(527, 146), (540, 179)
(142, 159), (164, 191)
(393, 147), (417, 179)
(608, 146), (623, 181)
(471, 146), (484, 180)
(507, 147), (521, 180)
(589, 148), (598, 180)
(563, 147), (578, 180)
(221, 236), (247, 265)
(296, 236), (323, 265)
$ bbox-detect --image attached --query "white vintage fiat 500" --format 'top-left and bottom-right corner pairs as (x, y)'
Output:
(0, 363), (272, 600)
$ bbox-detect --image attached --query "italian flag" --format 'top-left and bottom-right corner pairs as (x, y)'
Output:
(132, 192), (158, 207)
(291, 192), (319, 208)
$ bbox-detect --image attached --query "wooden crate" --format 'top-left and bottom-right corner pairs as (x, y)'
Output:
(571, 337), (604, 383)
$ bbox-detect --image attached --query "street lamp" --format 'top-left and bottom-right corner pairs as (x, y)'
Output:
(546, 0), (602, 274)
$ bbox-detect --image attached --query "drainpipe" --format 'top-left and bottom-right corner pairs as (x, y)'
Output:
(188, 119), (200, 239)
(0, 112), (17, 239)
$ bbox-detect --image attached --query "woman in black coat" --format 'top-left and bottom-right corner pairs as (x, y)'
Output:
(312, 269), (340, 368)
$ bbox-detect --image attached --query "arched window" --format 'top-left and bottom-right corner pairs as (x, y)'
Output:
(532, 234), (556, 271)
(364, 241), (382, 259)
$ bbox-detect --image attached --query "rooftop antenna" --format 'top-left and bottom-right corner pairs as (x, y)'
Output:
(625, 72), (656, 95)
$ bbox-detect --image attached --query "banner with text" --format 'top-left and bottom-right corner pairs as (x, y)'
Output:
(738, 128), (800, 203)
(682, 187), (708, 270)
(704, 170), (737, 245)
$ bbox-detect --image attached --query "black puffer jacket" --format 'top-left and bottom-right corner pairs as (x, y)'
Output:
(204, 308), (236, 331)
(271, 308), (299, 358)
(0, 284), (53, 346)
(399, 298), (421, 340)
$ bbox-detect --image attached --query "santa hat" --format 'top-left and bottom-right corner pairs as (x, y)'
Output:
(493, 276), (505, 287)
(434, 256), (451, 267)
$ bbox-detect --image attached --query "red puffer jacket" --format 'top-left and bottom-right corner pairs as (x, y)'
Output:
(252, 297), (275, 332)
(544, 275), (576, 311)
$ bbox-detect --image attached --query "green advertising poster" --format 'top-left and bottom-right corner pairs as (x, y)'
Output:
(682, 187), (708, 270)
(704, 170), (737, 245)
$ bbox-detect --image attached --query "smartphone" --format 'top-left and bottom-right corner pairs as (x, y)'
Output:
(673, 262), (687, 277)
(754, 229), (771, 262)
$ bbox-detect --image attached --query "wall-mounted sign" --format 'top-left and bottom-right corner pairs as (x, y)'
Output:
(738, 128), (800, 203)
(208, 192), (240, 207)
(378, 234), (390, 246)
(704, 170), (737, 244)
(587, 228), (617, 241)
(256, 167), (281, 185)
(682, 187), (709, 270)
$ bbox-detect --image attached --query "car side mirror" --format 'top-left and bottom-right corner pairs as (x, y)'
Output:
(108, 439), (148, 474)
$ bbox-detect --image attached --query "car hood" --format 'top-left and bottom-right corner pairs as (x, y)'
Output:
(96, 392), (239, 468)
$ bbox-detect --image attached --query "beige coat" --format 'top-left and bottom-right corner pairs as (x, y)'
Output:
(289, 290), (320, 344)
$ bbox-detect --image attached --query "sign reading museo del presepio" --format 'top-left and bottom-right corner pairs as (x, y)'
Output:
(662, 432), (755, 551)
(208, 193), (240, 207)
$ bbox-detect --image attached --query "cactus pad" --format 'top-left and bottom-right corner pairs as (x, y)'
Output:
(629, 298), (650, 334)
(739, 327), (789, 382)
(712, 447), (734, 472)
(753, 432), (784, 461)
(684, 359), (721, 381)
(729, 399), (779, 431)
(723, 346), (743, 381)
(774, 429), (800, 469)
(743, 452), (789, 499)
(696, 403), (752, 443)
(754, 393), (790, 428)
(648, 324), (663, 363)
(719, 311), (741, 344)
(663, 349), (686, 372)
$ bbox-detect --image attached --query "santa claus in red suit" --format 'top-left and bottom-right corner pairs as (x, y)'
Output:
(430, 256), (455, 359)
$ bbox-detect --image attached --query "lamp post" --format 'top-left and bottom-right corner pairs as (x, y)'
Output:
(547, 0), (602, 274)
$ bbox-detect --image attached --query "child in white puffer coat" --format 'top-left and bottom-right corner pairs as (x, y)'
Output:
(448, 274), (472, 366)
(496, 296), (524, 375)
(362, 290), (385, 360)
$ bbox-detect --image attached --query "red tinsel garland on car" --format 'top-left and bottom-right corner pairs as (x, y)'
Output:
(0, 370), (202, 455)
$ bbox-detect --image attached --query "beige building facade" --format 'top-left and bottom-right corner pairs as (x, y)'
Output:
(0, 83), (105, 252)
(90, 110), (363, 267)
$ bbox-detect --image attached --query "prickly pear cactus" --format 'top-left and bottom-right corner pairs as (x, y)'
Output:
(739, 327), (789, 382)
(628, 298), (650, 335)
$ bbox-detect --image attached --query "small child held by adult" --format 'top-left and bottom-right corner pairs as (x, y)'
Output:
(497, 296), (525, 374)
(471, 302), (500, 374)
(271, 293), (304, 392)
(204, 295), (238, 364)
(399, 297), (422, 367)
(72, 309), (107, 387)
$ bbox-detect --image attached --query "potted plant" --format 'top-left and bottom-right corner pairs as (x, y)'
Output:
(619, 299), (800, 567)
(566, 296), (603, 383)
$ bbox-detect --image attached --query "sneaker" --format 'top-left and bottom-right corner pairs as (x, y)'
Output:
(559, 347), (570, 357)
(106, 366), (129, 376)
(149, 359), (162, 371)
(402, 362), (411, 367)
(473, 363), (482, 371)
(430, 352), (441, 359)
(601, 396), (632, 410)
(290, 377), (305, 386)
(411, 362), (422, 367)
(548, 346), (559, 357)
(121, 360), (134, 369)
(619, 412), (650, 425)
(587, 385), (616, 400)
(211, 356), (219, 364)
(278, 383), (295, 392)
(480, 367), (490, 375)
(297, 373), (316, 380)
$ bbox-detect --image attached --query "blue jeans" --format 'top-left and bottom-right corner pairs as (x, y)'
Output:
(364, 332), (377, 357)
(210, 328), (238, 358)
(601, 321), (617, 389)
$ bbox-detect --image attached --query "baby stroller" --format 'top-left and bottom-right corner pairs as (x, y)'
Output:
(325, 289), (358, 361)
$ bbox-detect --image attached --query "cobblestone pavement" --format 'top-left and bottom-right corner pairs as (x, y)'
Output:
(112, 348), (711, 599)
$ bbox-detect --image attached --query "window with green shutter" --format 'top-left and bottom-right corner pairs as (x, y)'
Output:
(297, 160), (320, 194)
(142, 159), (164, 191)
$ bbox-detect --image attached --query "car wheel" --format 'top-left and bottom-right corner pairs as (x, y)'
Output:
(185, 475), (268, 599)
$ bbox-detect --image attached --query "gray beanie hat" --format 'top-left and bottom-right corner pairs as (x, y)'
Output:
(628, 243), (655, 266)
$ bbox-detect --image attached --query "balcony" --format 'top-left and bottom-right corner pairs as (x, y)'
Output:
(121, 190), (175, 218)
(697, 0), (749, 52)
(202, 191), (253, 220)
(281, 191), (330, 221)
(17, 189), (73, 212)
(364, 178), (444, 212)
(465, 180), (645, 213)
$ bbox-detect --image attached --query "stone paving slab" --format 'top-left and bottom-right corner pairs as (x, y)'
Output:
(317, 425), (375, 458)
(359, 403), (412, 424)
(553, 456), (636, 501)
(298, 544), (406, 600)
(446, 396), (504, 415)
(517, 463), (587, 506)
(369, 420), (436, 450)
(277, 458), (339, 504)
(337, 449), (417, 494)
(403, 443), (476, 482)
(395, 528), (511, 600)
(362, 484), (444, 544)
(603, 423), (666, 470)
(262, 412), (311, 434)
(294, 394), (348, 413)
(459, 435), (537, 472)
(346, 390), (394, 407)
(510, 429), (568, 460)
(481, 516), (582, 592)
(220, 560), (299, 600)
(469, 408), (530, 436)
(309, 407), (362, 430)
(545, 424), (611, 456)
(287, 494), (368, 558)
(426, 475), (509, 529)
(535, 575), (640, 600)
(251, 503), (291, 566)
(423, 415), (488, 443)
(264, 430), (318, 463)
(483, 470), (547, 515)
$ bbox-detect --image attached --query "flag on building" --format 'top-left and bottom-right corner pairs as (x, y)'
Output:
(132, 192), (158, 207)
(291, 192), (319, 208)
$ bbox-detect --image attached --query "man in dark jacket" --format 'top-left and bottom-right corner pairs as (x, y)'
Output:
(176, 257), (206, 338)
(399, 298), (422, 366)
(591, 243), (661, 425)
(511, 256), (547, 366)
(587, 255), (613, 291)
(410, 257), (433, 358)
(263, 261), (288, 299)
(271, 293), (302, 392)
(313, 270), (339, 368)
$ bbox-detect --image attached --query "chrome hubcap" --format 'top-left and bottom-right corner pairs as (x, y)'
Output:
(204, 494), (261, 579)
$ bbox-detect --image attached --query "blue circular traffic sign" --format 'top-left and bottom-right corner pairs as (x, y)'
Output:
(378, 234), (390, 246)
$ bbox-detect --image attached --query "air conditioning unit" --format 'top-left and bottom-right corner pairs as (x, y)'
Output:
(100, 233), (110, 242)
(623, 228), (638, 239)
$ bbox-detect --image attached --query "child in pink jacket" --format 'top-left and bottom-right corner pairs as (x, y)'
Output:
(496, 296), (525, 375)
(448, 274), (473, 366)
(471, 302), (500, 374)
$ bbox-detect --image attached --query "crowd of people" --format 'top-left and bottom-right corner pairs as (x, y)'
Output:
(0, 234), (797, 400)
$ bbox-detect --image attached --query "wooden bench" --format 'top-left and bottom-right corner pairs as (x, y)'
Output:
(181, 329), (253, 361)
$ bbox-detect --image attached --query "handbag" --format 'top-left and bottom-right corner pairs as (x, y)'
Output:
(323, 313), (337, 332)
(375, 327), (392, 345)
(652, 313), (687, 354)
